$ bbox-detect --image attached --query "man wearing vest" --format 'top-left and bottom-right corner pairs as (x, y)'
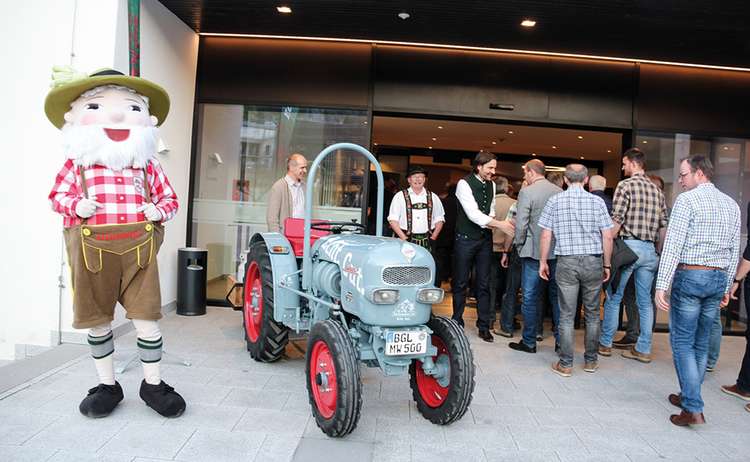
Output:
(453, 152), (516, 342)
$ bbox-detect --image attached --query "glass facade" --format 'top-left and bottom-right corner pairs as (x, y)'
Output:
(637, 131), (750, 333)
(191, 104), (370, 301)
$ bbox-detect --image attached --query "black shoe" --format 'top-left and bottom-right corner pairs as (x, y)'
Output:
(555, 343), (561, 353)
(509, 341), (536, 353)
(536, 334), (544, 342)
(79, 382), (124, 418)
(478, 329), (494, 343)
(139, 380), (186, 418)
(613, 335), (637, 349)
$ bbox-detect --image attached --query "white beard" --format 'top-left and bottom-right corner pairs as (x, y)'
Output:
(61, 124), (159, 171)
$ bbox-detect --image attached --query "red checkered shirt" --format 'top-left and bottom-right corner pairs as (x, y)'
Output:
(49, 158), (178, 228)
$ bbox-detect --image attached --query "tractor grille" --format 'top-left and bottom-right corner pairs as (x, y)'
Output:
(382, 266), (431, 285)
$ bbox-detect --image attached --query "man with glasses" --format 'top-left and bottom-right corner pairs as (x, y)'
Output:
(655, 155), (740, 426)
(599, 148), (668, 363)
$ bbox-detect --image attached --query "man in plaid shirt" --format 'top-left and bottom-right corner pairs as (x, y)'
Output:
(599, 148), (668, 363)
(538, 164), (613, 377)
(655, 156), (740, 426)
(46, 67), (185, 419)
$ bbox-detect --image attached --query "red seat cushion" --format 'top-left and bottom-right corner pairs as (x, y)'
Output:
(283, 218), (330, 256)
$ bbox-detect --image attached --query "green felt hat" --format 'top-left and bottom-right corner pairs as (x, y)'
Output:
(44, 67), (170, 129)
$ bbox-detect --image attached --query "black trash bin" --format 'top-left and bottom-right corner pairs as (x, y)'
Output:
(177, 247), (207, 316)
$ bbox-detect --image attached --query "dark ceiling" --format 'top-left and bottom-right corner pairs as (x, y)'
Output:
(158, 0), (750, 68)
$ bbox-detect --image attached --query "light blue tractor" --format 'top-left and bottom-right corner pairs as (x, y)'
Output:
(242, 143), (475, 437)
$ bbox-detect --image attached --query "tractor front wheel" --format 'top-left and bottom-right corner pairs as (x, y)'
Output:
(243, 241), (289, 362)
(409, 316), (475, 425)
(306, 320), (362, 437)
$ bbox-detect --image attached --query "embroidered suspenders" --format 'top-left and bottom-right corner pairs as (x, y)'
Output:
(402, 189), (433, 249)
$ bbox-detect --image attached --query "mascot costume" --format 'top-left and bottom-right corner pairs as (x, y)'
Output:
(46, 67), (186, 418)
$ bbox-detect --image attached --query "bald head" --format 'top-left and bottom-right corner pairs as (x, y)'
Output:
(524, 159), (546, 176)
(589, 175), (606, 191)
(564, 163), (588, 184)
(286, 153), (308, 182)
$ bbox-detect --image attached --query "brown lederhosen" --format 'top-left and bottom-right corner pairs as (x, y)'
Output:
(401, 189), (433, 250)
(64, 166), (164, 329)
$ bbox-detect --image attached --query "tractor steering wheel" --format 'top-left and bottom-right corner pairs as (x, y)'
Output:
(310, 221), (366, 234)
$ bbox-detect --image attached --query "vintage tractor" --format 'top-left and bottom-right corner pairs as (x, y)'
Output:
(242, 143), (475, 437)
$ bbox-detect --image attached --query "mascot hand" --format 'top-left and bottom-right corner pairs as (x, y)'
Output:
(137, 203), (163, 222)
(75, 198), (103, 218)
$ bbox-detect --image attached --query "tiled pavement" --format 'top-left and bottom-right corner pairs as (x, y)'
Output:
(1, 304), (748, 462)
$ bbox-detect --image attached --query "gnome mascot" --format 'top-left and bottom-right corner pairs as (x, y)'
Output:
(46, 67), (186, 418)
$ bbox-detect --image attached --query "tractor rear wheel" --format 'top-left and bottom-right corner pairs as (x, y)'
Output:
(409, 316), (475, 425)
(243, 241), (289, 362)
(306, 320), (362, 437)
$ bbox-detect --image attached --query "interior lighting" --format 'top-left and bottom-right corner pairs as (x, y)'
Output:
(642, 140), (648, 144)
(552, 145), (557, 149)
(428, 146), (433, 149)
(276, 6), (292, 14)
(437, 125), (444, 129)
(508, 130), (514, 135)
(431, 137), (437, 141)
(577, 135), (584, 140)
(521, 19), (537, 28)
(607, 149), (612, 153)
(531, 153), (537, 156)
(374, 142), (378, 146)
(580, 156), (585, 159)
(398, 12), (410, 20)
(723, 146), (729, 150)
(492, 141), (497, 145)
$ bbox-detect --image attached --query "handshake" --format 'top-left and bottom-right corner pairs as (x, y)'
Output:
(489, 218), (515, 239)
(75, 198), (163, 221)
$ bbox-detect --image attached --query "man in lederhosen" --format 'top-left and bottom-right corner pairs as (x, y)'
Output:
(47, 67), (185, 418)
(388, 166), (445, 283)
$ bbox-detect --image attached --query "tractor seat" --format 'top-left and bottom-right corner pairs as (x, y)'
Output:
(283, 218), (330, 256)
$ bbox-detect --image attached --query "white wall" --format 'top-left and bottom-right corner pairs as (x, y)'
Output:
(0, 0), (197, 358)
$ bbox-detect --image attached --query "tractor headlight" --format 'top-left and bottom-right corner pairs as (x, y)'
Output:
(417, 288), (444, 304)
(371, 289), (399, 304)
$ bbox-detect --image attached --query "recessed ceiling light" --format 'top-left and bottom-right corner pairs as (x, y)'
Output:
(642, 140), (648, 144)
(531, 153), (537, 156)
(363, 121), (368, 125)
(431, 137), (437, 141)
(521, 19), (537, 28)
(492, 141), (497, 145)
(398, 12), (410, 20)
(508, 130), (514, 135)
(276, 6), (292, 14)
(480, 149), (484, 152)
(428, 146), (433, 149)
(580, 156), (585, 159)
(723, 146), (729, 150)
(373, 142), (378, 146)
(437, 125), (444, 129)
(577, 135), (584, 140)
(552, 145), (557, 149)
(607, 149), (612, 153)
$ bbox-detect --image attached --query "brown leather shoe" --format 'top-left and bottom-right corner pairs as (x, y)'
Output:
(668, 393), (682, 408)
(721, 384), (750, 401)
(745, 403), (750, 413)
(622, 346), (652, 363)
(583, 361), (599, 373)
(598, 344), (612, 357)
(551, 361), (572, 377)
(669, 410), (705, 427)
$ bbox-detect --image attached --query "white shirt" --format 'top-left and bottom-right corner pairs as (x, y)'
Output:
(388, 187), (445, 234)
(285, 175), (305, 219)
(456, 175), (496, 227)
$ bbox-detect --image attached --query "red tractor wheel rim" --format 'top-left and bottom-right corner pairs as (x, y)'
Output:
(309, 340), (338, 419)
(244, 261), (263, 342)
(415, 336), (450, 408)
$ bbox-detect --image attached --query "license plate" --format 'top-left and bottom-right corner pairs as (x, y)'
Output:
(385, 330), (428, 356)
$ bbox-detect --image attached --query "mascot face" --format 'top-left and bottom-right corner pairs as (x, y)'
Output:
(61, 86), (160, 171)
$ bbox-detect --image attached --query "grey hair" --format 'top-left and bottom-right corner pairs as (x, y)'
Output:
(76, 84), (150, 107)
(494, 176), (509, 193)
(564, 164), (588, 183)
(589, 175), (606, 191)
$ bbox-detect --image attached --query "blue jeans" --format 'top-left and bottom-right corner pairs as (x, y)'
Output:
(451, 233), (493, 330)
(669, 269), (726, 413)
(707, 308), (723, 368)
(600, 240), (659, 353)
(520, 258), (559, 348)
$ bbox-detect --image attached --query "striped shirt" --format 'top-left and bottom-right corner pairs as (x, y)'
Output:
(655, 183), (741, 293)
(49, 158), (178, 228)
(538, 185), (614, 256)
(611, 172), (668, 241)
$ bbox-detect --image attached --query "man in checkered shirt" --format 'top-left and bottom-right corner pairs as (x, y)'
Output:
(538, 164), (614, 377)
(46, 68), (185, 419)
(655, 156), (740, 427)
(599, 148), (668, 363)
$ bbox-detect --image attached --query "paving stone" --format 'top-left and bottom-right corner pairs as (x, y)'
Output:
(0, 445), (57, 462)
(254, 434), (300, 462)
(0, 412), (60, 445)
(163, 403), (247, 431)
(98, 423), (194, 459)
(292, 437), (373, 462)
(47, 450), (134, 461)
(24, 415), (128, 453)
(174, 428), (265, 462)
(235, 408), (310, 436)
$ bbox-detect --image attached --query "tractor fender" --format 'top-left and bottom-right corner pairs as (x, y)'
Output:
(249, 233), (300, 327)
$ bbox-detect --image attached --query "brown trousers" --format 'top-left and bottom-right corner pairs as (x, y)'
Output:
(64, 221), (164, 329)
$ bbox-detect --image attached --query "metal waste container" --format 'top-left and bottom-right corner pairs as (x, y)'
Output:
(177, 247), (207, 316)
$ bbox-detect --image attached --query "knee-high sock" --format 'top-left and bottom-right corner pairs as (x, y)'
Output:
(88, 323), (115, 385)
(133, 319), (162, 385)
